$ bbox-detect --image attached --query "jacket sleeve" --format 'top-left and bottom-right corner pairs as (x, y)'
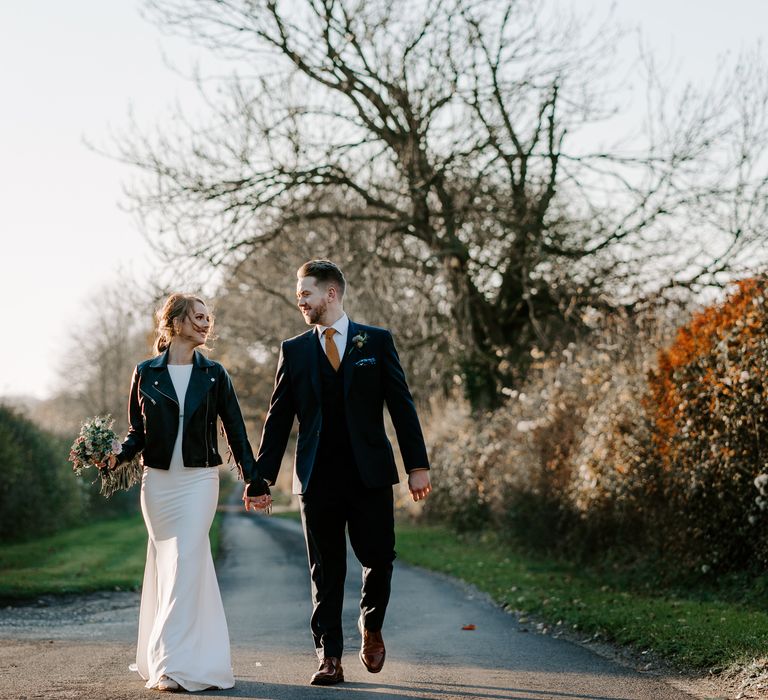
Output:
(216, 366), (257, 482)
(116, 365), (145, 465)
(250, 343), (296, 491)
(381, 331), (430, 472)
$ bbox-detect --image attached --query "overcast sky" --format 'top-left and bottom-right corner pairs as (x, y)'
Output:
(1, 0), (767, 400)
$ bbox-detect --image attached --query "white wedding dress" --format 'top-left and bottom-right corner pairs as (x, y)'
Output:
(133, 363), (235, 691)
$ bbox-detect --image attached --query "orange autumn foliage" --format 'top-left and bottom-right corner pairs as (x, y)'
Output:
(649, 278), (766, 462)
(645, 277), (768, 569)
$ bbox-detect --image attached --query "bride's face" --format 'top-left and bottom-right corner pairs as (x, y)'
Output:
(175, 301), (211, 347)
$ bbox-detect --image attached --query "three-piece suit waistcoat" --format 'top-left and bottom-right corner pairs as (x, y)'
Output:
(313, 335), (357, 483)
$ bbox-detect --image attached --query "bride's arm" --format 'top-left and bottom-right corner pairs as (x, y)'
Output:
(115, 365), (145, 465)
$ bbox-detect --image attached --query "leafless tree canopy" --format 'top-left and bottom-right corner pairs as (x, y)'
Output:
(118, 0), (768, 407)
(41, 285), (154, 436)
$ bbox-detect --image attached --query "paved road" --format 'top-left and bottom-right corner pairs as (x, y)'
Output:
(0, 509), (703, 699)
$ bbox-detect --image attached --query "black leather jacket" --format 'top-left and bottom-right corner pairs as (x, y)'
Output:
(116, 349), (255, 476)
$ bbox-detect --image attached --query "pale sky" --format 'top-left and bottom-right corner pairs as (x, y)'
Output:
(1, 0), (767, 400)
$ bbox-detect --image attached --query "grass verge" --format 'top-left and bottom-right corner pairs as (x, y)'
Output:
(0, 511), (224, 600)
(0, 513), (147, 599)
(394, 522), (768, 670)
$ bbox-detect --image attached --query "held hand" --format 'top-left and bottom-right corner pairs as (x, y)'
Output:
(242, 483), (273, 514)
(408, 469), (432, 502)
(107, 454), (117, 470)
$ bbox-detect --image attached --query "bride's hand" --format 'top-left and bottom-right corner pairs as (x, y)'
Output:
(242, 484), (272, 513)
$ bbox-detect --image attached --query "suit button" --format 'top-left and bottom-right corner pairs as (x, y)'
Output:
(316, 430), (320, 437)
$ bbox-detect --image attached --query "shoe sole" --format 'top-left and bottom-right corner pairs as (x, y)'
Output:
(310, 675), (345, 686)
(359, 651), (385, 673)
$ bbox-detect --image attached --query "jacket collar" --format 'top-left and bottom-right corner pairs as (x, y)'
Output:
(146, 349), (216, 420)
(148, 348), (215, 369)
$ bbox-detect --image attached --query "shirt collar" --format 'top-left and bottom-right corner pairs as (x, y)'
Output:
(315, 313), (349, 339)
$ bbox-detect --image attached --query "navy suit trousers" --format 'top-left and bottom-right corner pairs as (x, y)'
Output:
(299, 464), (395, 659)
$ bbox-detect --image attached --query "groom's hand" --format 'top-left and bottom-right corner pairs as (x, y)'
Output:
(408, 469), (432, 502)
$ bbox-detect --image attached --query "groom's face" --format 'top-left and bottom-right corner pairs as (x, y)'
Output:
(297, 275), (329, 325)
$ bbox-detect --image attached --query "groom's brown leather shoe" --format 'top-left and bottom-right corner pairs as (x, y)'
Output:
(310, 657), (344, 685)
(359, 618), (386, 673)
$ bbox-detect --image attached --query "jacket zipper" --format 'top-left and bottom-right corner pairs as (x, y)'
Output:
(160, 382), (186, 466)
(143, 383), (180, 463)
(205, 374), (210, 467)
(154, 387), (178, 406)
(139, 388), (157, 405)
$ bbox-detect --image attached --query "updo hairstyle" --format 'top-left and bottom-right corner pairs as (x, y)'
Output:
(154, 293), (213, 354)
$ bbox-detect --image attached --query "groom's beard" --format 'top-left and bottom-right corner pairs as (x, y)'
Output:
(303, 299), (328, 325)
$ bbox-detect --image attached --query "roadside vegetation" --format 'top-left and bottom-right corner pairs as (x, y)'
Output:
(423, 279), (768, 578)
(0, 405), (137, 545)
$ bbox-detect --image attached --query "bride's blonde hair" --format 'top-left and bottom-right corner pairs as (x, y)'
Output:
(154, 293), (214, 355)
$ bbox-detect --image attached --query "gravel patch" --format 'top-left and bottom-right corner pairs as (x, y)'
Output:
(0, 591), (139, 641)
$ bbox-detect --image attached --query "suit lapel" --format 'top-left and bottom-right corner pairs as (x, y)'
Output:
(342, 320), (357, 397)
(305, 330), (321, 402)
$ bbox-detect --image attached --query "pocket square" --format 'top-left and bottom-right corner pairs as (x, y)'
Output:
(354, 357), (377, 367)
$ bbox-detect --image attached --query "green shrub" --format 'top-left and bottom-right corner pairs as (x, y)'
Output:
(0, 405), (86, 541)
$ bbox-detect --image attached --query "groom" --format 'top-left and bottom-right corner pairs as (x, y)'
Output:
(243, 259), (431, 685)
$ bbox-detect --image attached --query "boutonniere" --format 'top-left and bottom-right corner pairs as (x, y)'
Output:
(349, 331), (369, 354)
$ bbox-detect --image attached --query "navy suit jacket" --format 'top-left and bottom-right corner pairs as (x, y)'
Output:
(249, 321), (429, 494)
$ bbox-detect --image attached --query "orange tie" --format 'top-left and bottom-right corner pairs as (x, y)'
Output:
(324, 328), (341, 371)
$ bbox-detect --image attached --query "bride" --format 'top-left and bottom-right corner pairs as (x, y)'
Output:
(114, 293), (271, 692)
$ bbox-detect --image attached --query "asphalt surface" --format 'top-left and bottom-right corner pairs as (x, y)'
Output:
(0, 508), (703, 699)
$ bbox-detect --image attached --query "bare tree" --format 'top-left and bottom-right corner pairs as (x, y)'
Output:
(211, 204), (452, 407)
(118, 0), (768, 407)
(45, 283), (154, 436)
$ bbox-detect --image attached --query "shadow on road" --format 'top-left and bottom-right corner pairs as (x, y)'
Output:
(211, 678), (643, 700)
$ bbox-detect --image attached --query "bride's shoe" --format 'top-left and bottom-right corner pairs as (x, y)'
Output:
(155, 675), (180, 692)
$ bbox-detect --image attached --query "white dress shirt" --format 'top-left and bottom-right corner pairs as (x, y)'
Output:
(316, 313), (349, 363)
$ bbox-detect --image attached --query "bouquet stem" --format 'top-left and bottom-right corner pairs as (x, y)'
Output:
(100, 459), (143, 498)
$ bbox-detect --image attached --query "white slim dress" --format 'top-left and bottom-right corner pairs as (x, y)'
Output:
(133, 363), (235, 691)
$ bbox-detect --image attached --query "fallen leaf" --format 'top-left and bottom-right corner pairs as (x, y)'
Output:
(462, 624), (476, 631)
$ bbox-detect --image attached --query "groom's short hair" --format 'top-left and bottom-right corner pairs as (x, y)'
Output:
(298, 259), (346, 298)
